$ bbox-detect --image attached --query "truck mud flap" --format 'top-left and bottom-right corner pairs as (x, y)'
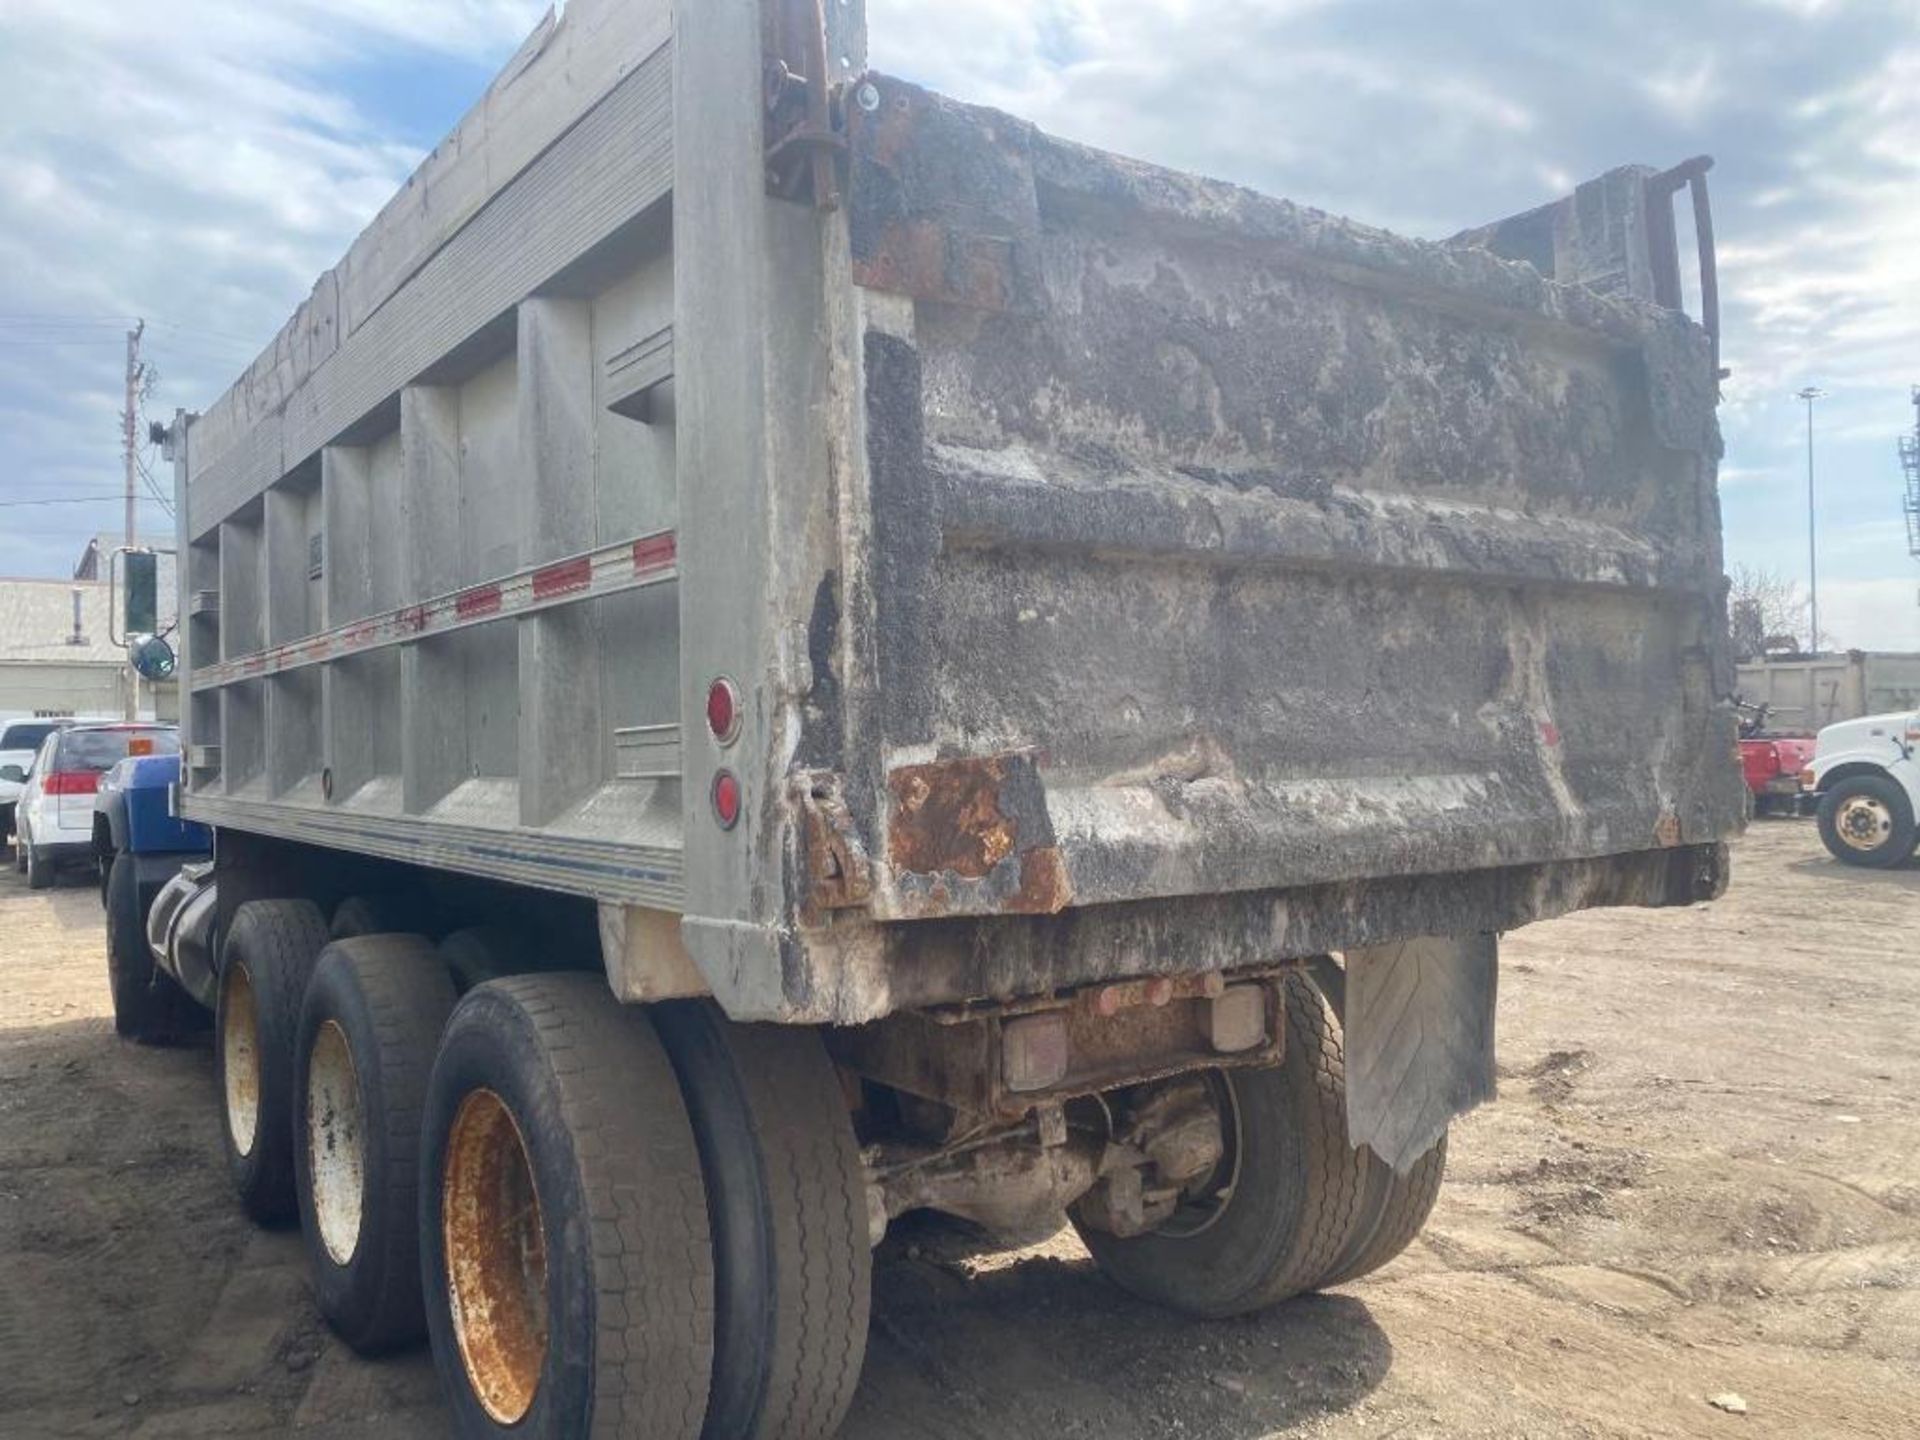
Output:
(1342, 935), (1498, 1174)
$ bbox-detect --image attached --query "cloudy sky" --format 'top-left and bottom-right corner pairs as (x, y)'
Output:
(1, 0), (1915, 646)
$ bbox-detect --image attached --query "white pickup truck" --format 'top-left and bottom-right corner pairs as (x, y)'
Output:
(1806, 710), (1920, 867)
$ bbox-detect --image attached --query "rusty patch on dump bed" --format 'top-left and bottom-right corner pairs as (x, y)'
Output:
(886, 753), (1070, 916)
(854, 219), (1020, 313)
(1014, 848), (1072, 913)
(847, 76), (1039, 313)
(888, 755), (1023, 877)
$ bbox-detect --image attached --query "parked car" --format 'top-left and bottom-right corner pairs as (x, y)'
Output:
(1802, 709), (1920, 868)
(14, 722), (179, 889)
(0, 717), (76, 846)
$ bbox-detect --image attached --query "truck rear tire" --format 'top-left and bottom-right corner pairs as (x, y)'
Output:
(1816, 774), (1917, 868)
(105, 852), (198, 1044)
(654, 1002), (870, 1440)
(421, 975), (714, 1440)
(1073, 974), (1362, 1318)
(331, 892), (438, 940)
(1319, 1136), (1447, 1287)
(295, 935), (457, 1354)
(438, 926), (576, 993)
(1303, 955), (1448, 1287)
(216, 899), (332, 1223)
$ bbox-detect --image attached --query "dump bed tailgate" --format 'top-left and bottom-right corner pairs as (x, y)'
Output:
(843, 81), (1744, 925)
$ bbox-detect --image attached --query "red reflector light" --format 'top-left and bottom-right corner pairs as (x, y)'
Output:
(45, 771), (99, 796)
(706, 677), (741, 745)
(711, 770), (741, 830)
(128, 737), (154, 757)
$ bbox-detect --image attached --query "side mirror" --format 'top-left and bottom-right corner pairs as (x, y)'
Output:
(124, 550), (159, 637)
(0, 764), (25, 784)
(131, 633), (177, 681)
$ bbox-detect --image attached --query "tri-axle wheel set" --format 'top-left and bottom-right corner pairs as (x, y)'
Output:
(187, 893), (1444, 1440)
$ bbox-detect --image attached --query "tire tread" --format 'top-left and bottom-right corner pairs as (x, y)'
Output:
(219, 898), (331, 1221)
(443, 974), (714, 1440)
(716, 1020), (868, 1440)
(296, 935), (456, 1352)
(1234, 972), (1370, 1308)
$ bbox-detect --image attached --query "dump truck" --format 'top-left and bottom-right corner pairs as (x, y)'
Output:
(1736, 650), (1920, 731)
(117, 2), (1746, 1436)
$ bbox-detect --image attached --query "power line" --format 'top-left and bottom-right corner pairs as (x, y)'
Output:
(0, 335), (252, 363)
(135, 456), (176, 517)
(0, 312), (262, 349)
(0, 337), (129, 347)
(149, 315), (266, 348)
(0, 495), (172, 509)
(0, 316), (131, 327)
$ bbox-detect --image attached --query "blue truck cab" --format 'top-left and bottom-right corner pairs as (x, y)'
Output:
(96, 753), (211, 864)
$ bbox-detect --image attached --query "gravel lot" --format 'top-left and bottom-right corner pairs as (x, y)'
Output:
(1, 820), (1915, 1439)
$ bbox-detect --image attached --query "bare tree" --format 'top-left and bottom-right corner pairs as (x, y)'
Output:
(1726, 564), (1807, 660)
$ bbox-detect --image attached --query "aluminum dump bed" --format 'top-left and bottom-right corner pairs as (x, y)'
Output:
(175, 0), (1745, 1025)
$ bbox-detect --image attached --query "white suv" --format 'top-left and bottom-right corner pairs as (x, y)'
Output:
(1805, 710), (1920, 869)
(14, 723), (179, 889)
(0, 718), (75, 849)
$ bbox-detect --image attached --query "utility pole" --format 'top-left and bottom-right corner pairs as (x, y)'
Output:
(122, 319), (146, 719)
(1902, 385), (1919, 572)
(1796, 385), (1824, 656)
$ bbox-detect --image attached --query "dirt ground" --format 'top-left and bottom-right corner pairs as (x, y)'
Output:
(0, 821), (1915, 1440)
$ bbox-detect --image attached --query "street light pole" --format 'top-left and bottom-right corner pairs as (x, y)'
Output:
(1796, 385), (1825, 655)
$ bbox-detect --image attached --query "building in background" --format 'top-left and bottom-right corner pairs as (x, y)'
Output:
(0, 535), (179, 723)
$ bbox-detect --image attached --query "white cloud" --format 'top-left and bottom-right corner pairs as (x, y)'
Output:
(1643, 57), (1723, 123)
(1, 0), (1915, 623)
(0, 0), (548, 574)
(1820, 578), (1920, 650)
(870, 0), (1919, 619)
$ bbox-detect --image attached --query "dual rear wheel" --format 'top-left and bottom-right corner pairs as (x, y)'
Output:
(211, 900), (870, 1440)
(212, 899), (1434, 1429)
(1073, 967), (1445, 1315)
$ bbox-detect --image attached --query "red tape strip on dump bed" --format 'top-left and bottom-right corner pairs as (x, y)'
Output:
(192, 530), (678, 691)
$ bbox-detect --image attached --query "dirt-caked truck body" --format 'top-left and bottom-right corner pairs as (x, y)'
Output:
(125, 1), (1745, 1434)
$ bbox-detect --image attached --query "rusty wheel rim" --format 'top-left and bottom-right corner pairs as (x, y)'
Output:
(221, 961), (261, 1158)
(307, 1020), (366, 1266)
(443, 1088), (548, 1425)
(1835, 794), (1893, 852)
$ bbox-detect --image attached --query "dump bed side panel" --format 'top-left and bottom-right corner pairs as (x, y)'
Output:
(840, 81), (1745, 926)
(176, 1), (689, 907)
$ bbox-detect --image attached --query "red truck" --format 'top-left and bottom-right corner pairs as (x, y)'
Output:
(1737, 702), (1816, 817)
